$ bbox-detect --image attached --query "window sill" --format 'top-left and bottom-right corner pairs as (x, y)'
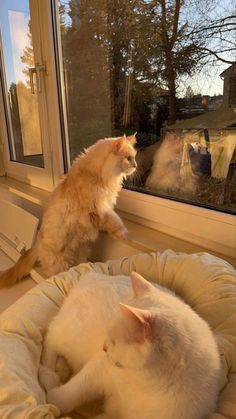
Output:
(0, 175), (235, 268)
(117, 189), (236, 261)
(0, 176), (50, 207)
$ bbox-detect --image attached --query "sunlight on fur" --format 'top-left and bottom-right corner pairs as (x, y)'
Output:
(39, 271), (220, 419)
(0, 134), (137, 287)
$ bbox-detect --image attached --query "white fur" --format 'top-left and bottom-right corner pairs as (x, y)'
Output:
(40, 272), (220, 419)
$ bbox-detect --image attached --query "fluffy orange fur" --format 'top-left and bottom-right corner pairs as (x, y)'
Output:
(0, 135), (137, 287)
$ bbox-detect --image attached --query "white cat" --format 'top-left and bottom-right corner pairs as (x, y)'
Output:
(39, 271), (220, 419)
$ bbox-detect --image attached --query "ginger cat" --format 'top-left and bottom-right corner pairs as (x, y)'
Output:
(0, 135), (137, 287)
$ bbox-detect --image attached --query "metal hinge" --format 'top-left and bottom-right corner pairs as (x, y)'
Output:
(29, 63), (46, 94)
(0, 232), (26, 255)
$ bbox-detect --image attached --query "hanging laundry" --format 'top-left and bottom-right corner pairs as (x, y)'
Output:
(208, 130), (236, 178)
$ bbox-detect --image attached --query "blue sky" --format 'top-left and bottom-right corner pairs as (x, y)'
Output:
(58, 0), (234, 97)
(0, 0), (234, 98)
(0, 0), (30, 88)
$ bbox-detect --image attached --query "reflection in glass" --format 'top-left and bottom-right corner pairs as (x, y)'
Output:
(144, 129), (236, 211)
(57, 0), (235, 214)
(0, 0), (44, 167)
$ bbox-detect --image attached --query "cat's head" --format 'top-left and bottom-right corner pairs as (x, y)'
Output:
(103, 272), (218, 376)
(110, 134), (137, 176)
(103, 272), (159, 370)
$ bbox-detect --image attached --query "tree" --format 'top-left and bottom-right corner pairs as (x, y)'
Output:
(145, 0), (235, 123)
(185, 86), (194, 98)
(21, 21), (34, 88)
(58, 0), (236, 145)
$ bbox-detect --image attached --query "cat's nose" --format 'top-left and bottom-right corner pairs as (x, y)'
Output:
(103, 341), (108, 352)
(133, 161), (137, 168)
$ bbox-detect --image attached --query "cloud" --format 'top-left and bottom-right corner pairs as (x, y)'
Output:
(8, 9), (31, 82)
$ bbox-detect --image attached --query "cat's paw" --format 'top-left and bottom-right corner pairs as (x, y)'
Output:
(39, 365), (60, 392)
(114, 227), (130, 241)
(47, 387), (70, 414)
(47, 387), (60, 408)
(55, 355), (71, 384)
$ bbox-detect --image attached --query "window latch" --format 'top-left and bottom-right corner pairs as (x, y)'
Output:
(29, 63), (46, 94)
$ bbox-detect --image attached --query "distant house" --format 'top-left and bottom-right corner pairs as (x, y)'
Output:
(171, 64), (236, 129)
(222, 63), (236, 109)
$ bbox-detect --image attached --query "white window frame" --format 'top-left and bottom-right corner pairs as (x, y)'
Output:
(0, 0), (234, 261)
(117, 189), (236, 259)
(49, 0), (235, 259)
(0, 0), (64, 191)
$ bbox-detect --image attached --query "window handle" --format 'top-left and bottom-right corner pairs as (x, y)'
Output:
(29, 67), (36, 94)
(28, 64), (46, 94)
(35, 63), (46, 93)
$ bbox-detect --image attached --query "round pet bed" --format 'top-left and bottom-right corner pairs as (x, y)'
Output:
(0, 249), (235, 418)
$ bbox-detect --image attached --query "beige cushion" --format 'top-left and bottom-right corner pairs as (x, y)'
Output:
(0, 250), (235, 418)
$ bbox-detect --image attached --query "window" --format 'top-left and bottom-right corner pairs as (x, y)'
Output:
(0, 1), (235, 258)
(56, 0), (236, 215)
(229, 76), (236, 108)
(0, 0), (44, 168)
(0, 0), (63, 190)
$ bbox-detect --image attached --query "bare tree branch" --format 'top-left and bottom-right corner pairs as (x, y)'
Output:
(198, 46), (236, 64)
(170, 0), (181, 47)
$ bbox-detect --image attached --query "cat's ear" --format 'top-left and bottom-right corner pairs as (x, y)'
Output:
(113, 137), (125, 153)
(130, 272), (154, 297)
(119, 303), (154, 341)
(126, 133), (137, 146)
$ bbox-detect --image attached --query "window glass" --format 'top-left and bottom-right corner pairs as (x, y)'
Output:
(57, 0), (236, 214)
(0, 0), (44, 168)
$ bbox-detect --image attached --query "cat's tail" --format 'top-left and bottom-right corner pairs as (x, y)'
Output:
(0, 246), (38, 288)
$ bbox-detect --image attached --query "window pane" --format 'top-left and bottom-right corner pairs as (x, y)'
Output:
(0, 0), (44, 167)
(57, 0), (236, 214)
